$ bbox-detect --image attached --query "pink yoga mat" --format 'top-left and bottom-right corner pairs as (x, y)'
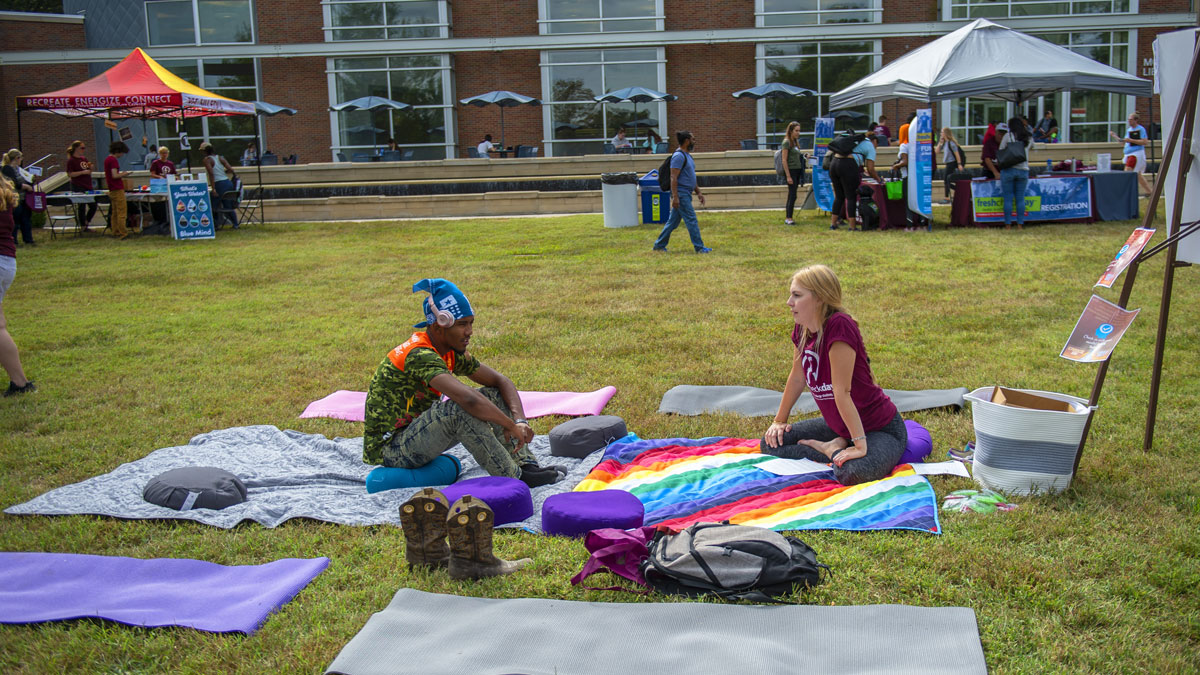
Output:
(300, 386), (616, 423)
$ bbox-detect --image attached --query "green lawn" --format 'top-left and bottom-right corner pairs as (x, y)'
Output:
(1, 209), (1197, 674)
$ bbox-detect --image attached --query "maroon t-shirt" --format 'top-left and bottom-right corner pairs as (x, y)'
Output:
(67, 155), (93, 191)
(0, 207), (16, 259)
(981, 137), (999, 168)
(104, 155), (124, 191)
(791, 312), (897, 439)
(150, 158), (175, 177)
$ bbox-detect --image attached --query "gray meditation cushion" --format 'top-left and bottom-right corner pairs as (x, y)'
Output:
(143, 466), (248, 511)
(549, 415), (627, 458)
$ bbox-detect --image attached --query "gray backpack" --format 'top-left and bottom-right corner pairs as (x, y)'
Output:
(640, 522), (829, 603)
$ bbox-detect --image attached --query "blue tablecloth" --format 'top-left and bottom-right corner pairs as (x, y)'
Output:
(1090, 170), (1139, 221)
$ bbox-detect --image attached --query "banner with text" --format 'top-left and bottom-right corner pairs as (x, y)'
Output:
(908, 108), (933, 217)
(970, 175), (1092, 223)
(168, 180), (216, 241)
(810, 117), (835, 213)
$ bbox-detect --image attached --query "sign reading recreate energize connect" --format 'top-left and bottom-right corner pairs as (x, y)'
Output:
(167, 180), (216, 240)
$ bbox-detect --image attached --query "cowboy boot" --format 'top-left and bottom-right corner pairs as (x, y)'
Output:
(446, 495), (532, 580)
(399, 488), (450, 570)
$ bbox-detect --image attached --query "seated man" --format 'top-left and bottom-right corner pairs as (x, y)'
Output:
(1032, 110), (1059, 142)
(611, 129), (633, 149)
(363, 278), (561, 488)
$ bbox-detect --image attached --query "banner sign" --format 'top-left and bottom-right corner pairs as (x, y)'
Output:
(167, 180), (216, 241)
(1096, 227), (1155, 288)
(908, 108), (933, 217)
(970, 175), (1092, 223)
(1061, 295), (1139, 363)
(810, 117), (835, 213)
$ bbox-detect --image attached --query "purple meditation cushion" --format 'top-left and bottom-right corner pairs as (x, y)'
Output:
(541, 490), (645, 538)
(440, 476), (532, 526)
(899, 419), (933, 465)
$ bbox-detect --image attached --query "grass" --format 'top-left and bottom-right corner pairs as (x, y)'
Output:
(1, 207), (1198, 673)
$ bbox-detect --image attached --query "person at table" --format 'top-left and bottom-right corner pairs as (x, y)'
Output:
(385, 138), (399, 153)
(143, 144), (158, 170)
(241, 140), (258, 166)
(477, 134), (496, 157)
(2, 150), (35, 247)
(936, 127), (965, 202)
(66, 140), (98, 232)
(1110, 112), (1153, 196)
(201, 142), (239, 230)
(104, 141), (133, 240)
(981, 122), (1002, 180)
(829, 132), (879, 231)
(641, 128), (663, 152)
(148, 146), (176, 228)
(0, 176), (35, 397)
(1033, 110), (1059, 143)
(998, 119), (1033, 230)
(876, 115), (891, 141)
(611, 129), (633, 150)
(760, 264), (906, 486)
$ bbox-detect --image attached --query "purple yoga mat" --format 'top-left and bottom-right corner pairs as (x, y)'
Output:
(300, 386), (617, 422)
(0, 552), (329, 634)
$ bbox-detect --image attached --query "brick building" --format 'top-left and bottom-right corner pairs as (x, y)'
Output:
(0, 0), (1195, 168)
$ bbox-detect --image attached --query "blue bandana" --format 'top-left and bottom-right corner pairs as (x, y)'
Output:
(412, 278), (473, 328)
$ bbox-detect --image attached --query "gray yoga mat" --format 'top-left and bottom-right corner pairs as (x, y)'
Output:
(5, 425), (597, 532)
(659, 385), (969, 417)
(326, 589), (988, 675)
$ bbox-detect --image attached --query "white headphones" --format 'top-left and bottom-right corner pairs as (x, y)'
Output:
(427, 295), (454, 328)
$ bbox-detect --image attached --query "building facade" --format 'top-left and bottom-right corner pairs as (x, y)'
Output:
(1, 0), (1195, 169)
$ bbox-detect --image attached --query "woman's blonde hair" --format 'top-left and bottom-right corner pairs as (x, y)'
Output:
(0, 176), (19, 211)
(3, 149), (21, 166)
(785, 121), (801, 139)
(941, 127), (958, 144)
(68, 140), (84, 156)
(791, 264), (847, 351)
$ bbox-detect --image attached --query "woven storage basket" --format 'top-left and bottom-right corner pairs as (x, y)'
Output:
(964, 386), (1092, 496)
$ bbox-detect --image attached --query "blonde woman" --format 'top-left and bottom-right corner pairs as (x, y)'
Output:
(0, 176), (35, 396)
(761, 265), (906, 485)
(936, 127), (965, 201)
(1, 150), (35, 246)
(781, 121), (806, 225)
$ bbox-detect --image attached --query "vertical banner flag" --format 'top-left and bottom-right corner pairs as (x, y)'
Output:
(168, 179), (216, 241)
(811, 117), (835, 213)
(909, 108), (933, 218)
(1060, 295), (1139, 363)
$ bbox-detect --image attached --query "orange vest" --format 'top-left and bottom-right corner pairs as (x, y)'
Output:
(387, 332), (455, 397)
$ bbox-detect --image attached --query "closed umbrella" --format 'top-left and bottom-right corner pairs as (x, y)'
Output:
(732, 83), (816, 137)
(459, 90), (541, 149)
(329, 96), (412, 149)
(594, 87), (676, 145)
(247, 100), (298, 224)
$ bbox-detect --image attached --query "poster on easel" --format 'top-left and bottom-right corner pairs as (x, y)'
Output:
(1156, 28), (1200, 264)
(908, 108), (933, 217)
(1096, 227), (1155, 288)
(168, 179), (215, 240)
(1060, 295), (1140, 363)
(810, 117), (835, 213)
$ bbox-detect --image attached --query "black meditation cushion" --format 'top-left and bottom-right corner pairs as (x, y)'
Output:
(549, 415), (627, 458)
(143, 466), (248, 511)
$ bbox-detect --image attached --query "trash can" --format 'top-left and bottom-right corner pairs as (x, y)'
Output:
(639, 170), (671, 224)
(601, 172), (639, 228)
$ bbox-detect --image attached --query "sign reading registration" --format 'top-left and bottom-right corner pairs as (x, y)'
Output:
(167, 180), (216, 240)
(971, 175), (1092, 223)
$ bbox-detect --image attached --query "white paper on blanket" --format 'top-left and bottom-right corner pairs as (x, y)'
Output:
(756, 458), (833, 476)
(909, 461), (971, 478)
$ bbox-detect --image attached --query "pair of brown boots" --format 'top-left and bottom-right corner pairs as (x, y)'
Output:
(399, 488), (532, 580)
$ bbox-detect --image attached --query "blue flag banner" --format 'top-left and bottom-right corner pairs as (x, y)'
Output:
(909, 109), (933, 218)
(970, 175), (1092, 223)
(168, 180), (216, 240)
(811, 117), (835, 213)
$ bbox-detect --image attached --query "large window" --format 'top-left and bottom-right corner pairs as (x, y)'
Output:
(539, 0), (661, 34)
(146, 0), (254, 46)
(541, 48), (666, 156)
(153, 59), (260, 164)
(323, 0), (448, 41)
(946, 0), (1130, 20)
(757, 0), (881, 26)
(760, 41), (879, 145)
(328, 56), (454, 160)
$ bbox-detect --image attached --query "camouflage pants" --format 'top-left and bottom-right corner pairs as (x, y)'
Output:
(382, 387), (536, 478)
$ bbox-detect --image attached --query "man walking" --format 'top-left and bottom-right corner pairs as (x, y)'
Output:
(653, 130), (712, 253)
(363, 278), (561, 488)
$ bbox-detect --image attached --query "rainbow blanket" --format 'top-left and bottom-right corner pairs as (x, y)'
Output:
(575, 437), (940, 534)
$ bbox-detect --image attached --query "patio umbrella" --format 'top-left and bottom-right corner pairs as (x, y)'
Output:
(329, 96), (412, 149)
(830, 18), (1151, 109)
(732, 83), (816, 136)
(621, 118), (659, 128)
(459, 90), (541, 149)
(345, 124), (386, 135)
(594, 87), (676, 145)
(251, 101), (297, 116)
(829, 109), (870, 131)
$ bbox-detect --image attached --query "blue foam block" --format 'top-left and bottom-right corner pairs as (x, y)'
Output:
(365, 454), (461, 494)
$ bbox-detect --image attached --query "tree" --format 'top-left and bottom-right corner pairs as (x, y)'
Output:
(0, 0), (64, 13)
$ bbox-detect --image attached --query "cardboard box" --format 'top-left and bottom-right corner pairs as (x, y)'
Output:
(990, 387), (1075, 413)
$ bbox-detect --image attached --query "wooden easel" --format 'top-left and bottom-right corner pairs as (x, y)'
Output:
(1073, 34), (1200, 473)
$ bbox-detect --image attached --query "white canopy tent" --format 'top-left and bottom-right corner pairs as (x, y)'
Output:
(830, 19), (1152, 109)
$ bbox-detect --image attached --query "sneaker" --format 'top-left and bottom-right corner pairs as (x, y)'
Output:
(695, 247), (713, 254)
(785, 219), (796, 226)
(652, 246), (667, 252)
(4, 381), (36, 397)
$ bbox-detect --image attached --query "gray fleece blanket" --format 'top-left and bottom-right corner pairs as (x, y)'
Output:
(658, 385), (969, 417)
(4, 426), (598, 532)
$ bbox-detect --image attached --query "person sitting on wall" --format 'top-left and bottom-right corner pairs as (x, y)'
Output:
(875, 115), (892, 141)
(1032, 110), (1059, 143)
(363, 278), (563, 489)
(241, 140), (259, 166)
